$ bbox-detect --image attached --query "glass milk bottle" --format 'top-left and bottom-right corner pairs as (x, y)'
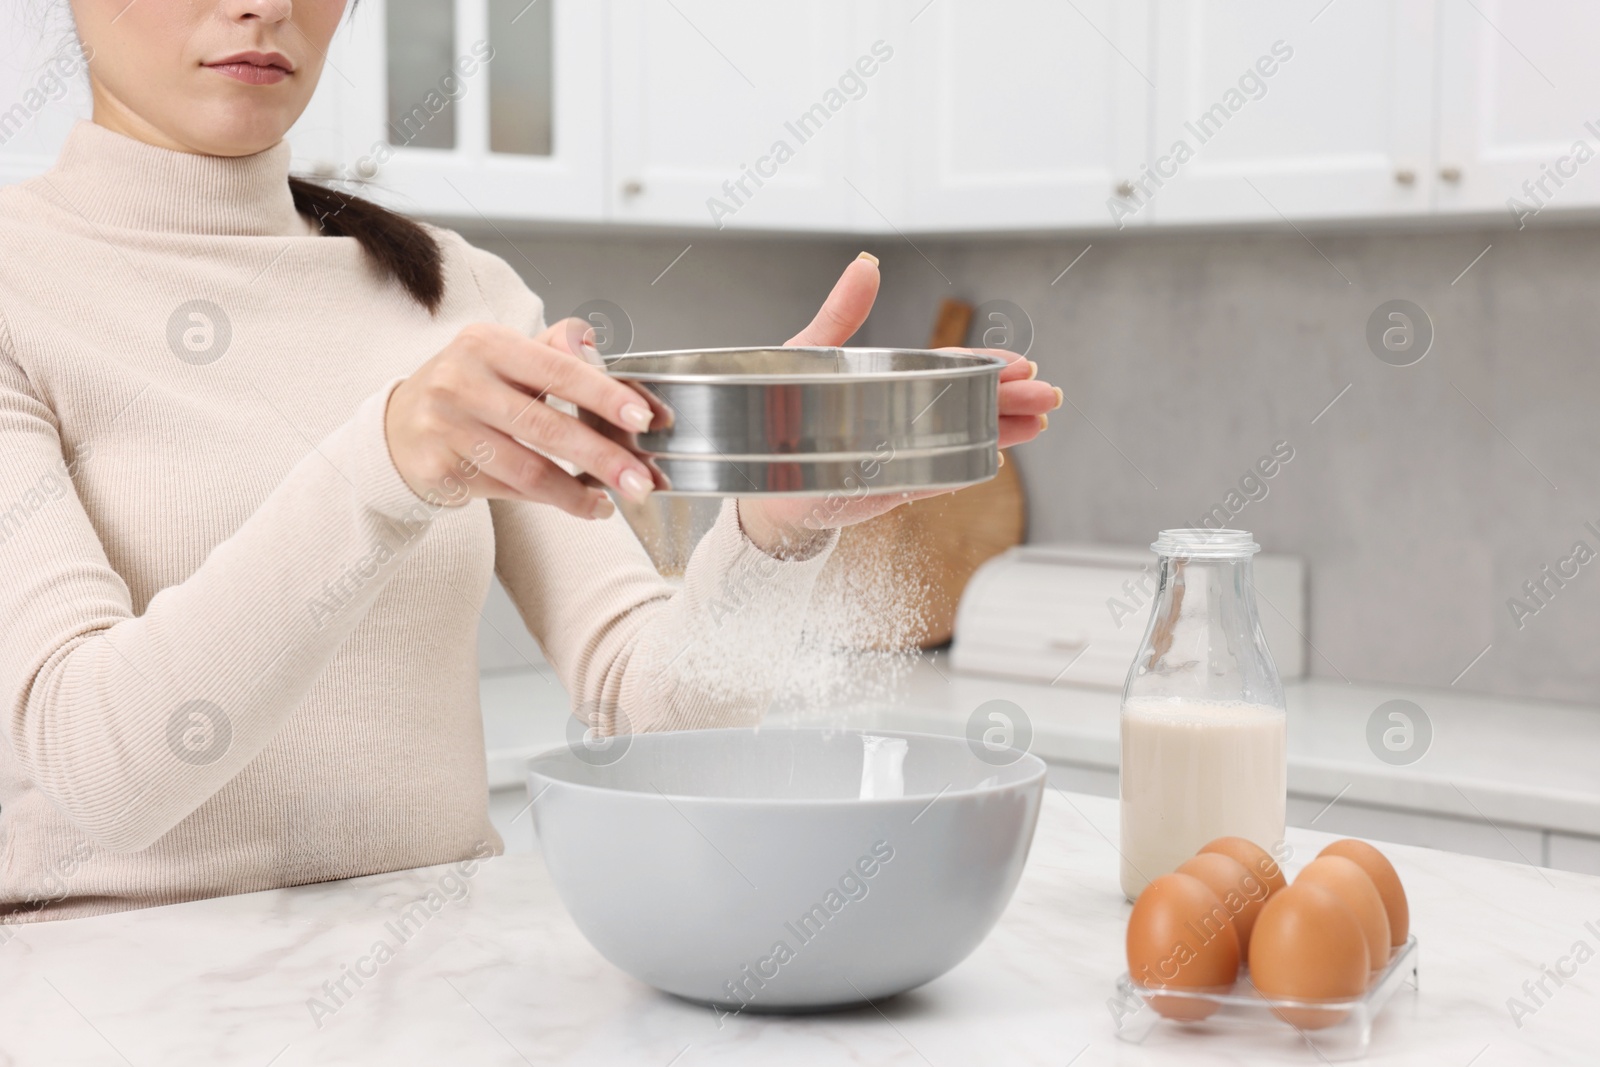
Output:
(1119, 529), (1287, 902)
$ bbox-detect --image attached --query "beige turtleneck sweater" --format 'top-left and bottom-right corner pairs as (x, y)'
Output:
(0, 121), (836, 922)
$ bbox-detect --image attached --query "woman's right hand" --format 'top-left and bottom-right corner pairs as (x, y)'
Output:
(384, 321), (662, 520)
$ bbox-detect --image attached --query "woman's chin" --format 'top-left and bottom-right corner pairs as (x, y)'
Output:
(165, 95), (305, 158)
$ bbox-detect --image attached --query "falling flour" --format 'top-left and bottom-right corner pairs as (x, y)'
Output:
(647, 522), (934, 728)
(768, 528), (931, 717)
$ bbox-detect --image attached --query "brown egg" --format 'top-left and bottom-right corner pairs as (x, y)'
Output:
(1319, 839), (1409, 948)
(1176, 852), (1271, 955)
(1198, 836), (1288, 897)
(1249, 883), (1370, 1029)
(1294, 856), (1391, 976)
(1126, 873), (1241, 1020)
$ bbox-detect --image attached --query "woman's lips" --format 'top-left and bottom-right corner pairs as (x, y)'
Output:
(205, 53), (293, 85)
(206, 61), (290, 85)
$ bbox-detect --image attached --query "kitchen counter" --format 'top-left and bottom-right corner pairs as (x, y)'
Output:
(480, 659), (1600, 869)
(879, 659), (1600, 834)
(2, 790), (1594, 1066)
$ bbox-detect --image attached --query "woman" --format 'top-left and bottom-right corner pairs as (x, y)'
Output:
(0, 0), (1059, 921)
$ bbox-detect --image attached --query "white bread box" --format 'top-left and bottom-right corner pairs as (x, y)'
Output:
(950, 543), (1307, 689)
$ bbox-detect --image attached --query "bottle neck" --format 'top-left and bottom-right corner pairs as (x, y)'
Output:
(1128, 554), (1283, 707)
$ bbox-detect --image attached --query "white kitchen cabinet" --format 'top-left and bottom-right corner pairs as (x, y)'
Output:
(1093, 782), (1578, 872)
(1546, 831), (1600, 876)
(275, 1), (1600, 233)
(18, 3), (1600, 236)
(1143, 0), (1436, 226)
(898, 0), (1152, 232)
(1434, 0), (1600, 222)
(1045, 761), (1119, 800)
(0, 12), (92, 187)
(1285, 794), (1547, 868)
(489, 786), (539, 854)
(322, 0), (607, 223)
(607, 0), (871, 231)
(283, 15), (354, 178)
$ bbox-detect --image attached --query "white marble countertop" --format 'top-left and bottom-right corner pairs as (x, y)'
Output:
(1, 790), (1595, 1065)
(481, 660), (1600, 840)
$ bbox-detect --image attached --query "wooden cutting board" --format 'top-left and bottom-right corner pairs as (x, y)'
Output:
(825, 298), (1027, 648)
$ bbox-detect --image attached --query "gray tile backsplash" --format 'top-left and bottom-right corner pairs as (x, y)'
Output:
(462, 223), (1600, 705)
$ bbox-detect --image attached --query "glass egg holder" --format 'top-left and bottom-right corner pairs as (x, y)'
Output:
(1112, 937), (1420, 1060)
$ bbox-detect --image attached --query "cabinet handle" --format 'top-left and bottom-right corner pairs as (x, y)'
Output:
(1439, 165), (1463, 183)
(622, 180), (645, 198)
(1115, 180), (1135, 198)
(1393, 168), (1417, 186)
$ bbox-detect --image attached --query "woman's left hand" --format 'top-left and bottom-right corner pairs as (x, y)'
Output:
(737, 254), (1061, 557)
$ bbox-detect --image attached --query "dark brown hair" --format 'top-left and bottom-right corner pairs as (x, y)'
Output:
(288, 176), (444, 314)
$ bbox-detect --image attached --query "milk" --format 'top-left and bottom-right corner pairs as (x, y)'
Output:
(1119, 698), (1287, 901)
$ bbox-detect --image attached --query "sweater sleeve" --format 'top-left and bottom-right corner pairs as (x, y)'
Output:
(0, 351), (439, 853)
(492, 499), (836, 732)
(459, 238), (840, 731)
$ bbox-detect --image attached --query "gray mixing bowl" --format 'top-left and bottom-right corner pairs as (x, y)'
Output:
(526, 727), (1046, 1012)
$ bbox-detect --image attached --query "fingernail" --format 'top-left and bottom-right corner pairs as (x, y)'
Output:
(620, 468), (653, 502)
(590, 494), (616, 520)
(1028, 361), (1039, 380)
(998, 451), (1007, 468)
(1052, 386), (1063, 409)
(621, 403), (653, 432)
(856, 251), (879, 266)
(1038, 414), (1049, 431)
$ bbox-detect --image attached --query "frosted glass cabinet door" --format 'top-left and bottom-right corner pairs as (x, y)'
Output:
(608, 0), (865, 231)
(899, 0), (1153, 232)
(0, 12), (93, 186)
(332, 0), (605, 222)
(1145, 0), (1435, 226)
(1435, 0), (1600, 222)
